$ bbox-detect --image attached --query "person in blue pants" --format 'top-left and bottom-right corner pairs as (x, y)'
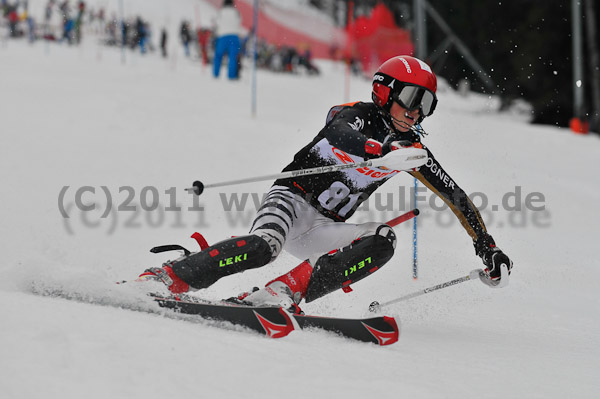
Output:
(213, 34), (241, 79)
(212, 0), (242, 80)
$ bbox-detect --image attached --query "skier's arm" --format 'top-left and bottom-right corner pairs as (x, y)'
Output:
(409, 147), (512, 280)
(320, 105), (373, 157)
(409, 147), (488, 241)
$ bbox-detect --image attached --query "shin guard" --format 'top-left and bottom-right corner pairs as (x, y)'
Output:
(304, 226), (396, 303)
(172, 235), (272, 289)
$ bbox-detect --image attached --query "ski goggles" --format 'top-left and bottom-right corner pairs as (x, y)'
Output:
(392, 84), (437, 117)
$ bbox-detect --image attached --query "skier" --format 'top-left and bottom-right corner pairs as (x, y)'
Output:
(138, 56), (513, 313)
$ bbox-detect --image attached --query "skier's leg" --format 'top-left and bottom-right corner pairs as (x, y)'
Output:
(248, 186), (314, 260)
(304, 223), (396, 302)
(244, 221), (396, 305)
(139, 234), (273, 293)
(238, 259), (313, 313)
(140, 186), (305, 293)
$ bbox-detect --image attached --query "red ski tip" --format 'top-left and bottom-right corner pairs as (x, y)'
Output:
(362, 316), (399, 346)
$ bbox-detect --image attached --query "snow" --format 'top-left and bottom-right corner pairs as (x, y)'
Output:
(2, 2), (600, 398)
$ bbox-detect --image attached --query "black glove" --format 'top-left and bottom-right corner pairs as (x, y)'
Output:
(474, 234), (513, 280)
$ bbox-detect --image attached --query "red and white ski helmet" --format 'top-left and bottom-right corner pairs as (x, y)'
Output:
(372, 56), (438, 120)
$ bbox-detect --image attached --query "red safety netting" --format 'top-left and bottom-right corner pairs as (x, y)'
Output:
(346, 3), (414, 74)
(205, 0), (413, 66)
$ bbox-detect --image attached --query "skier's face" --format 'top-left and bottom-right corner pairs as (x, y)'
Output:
(389, 101), (420, 132)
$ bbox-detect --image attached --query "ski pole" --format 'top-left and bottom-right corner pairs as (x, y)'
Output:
(368, 269), (484, 312)
(368, 264), (510, 312)
(185, 158), (390, 196)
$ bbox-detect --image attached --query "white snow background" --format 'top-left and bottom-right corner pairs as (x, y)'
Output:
(1, 1), (600, 398)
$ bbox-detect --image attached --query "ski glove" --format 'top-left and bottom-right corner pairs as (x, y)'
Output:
(474, 234), (513, 280)
(365, 139), (421, 157)
(365, 139), (428, 171)
(377, 144), (427, 171)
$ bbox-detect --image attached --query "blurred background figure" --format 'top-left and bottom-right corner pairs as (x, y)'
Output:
(160, 27), (167, 58)
(104, 13), (118, 46)
(26, 10), (35, 42)
(197, 27), (211, 66)
(59, 1), (74, 44)
(135, 16), (147, 54)
(212, 0), (242, 80)
(179, 20), (191, 57)
(298, 45), (319, 75)
(6, 2), (19, 37)
(120, 18), (127, 47)
(43, 0), (56, 40)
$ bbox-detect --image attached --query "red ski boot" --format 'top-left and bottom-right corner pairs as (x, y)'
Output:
(242, 260), (313, 314)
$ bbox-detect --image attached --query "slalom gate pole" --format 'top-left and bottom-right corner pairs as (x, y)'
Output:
(369, 269), (484, 312)
(412, 177), (418, 279)
(251, 0), (258, 117)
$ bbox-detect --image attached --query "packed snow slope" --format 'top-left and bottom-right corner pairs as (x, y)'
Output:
(1, 6), (600, 399)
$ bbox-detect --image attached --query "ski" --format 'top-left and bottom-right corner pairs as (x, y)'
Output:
(152, 295), (399, 345)
(152, 295), (295, 339)
(293, 313), (399, 345)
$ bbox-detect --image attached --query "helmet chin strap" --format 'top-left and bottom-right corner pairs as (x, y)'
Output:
(389, 112), (429, 137)
(409, 123), (428, 136)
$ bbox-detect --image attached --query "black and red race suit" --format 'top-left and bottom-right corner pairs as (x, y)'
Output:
(274, 101), (488, 242)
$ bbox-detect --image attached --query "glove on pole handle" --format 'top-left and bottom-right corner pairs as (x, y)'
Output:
(185, 158), (391, 196)
(478, 263), (510, 289)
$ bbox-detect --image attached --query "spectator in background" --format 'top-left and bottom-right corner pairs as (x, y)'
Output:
(26, 12), (35, 42)
(121, 19), (128, 47)
(197, 27), (211, 65)
(160, 28), (167, 58)
(180, 20), (191, 57)
(299, 45), (320, 75)
(44, 0), (55, 40)
(135, 17), (147, 54)
(105, 14), (118, 46)
(62, 17), (74, 43)
(7, 3), (19, 37)
(212, 0), (242, 80)
(59, 1), (75, 44)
